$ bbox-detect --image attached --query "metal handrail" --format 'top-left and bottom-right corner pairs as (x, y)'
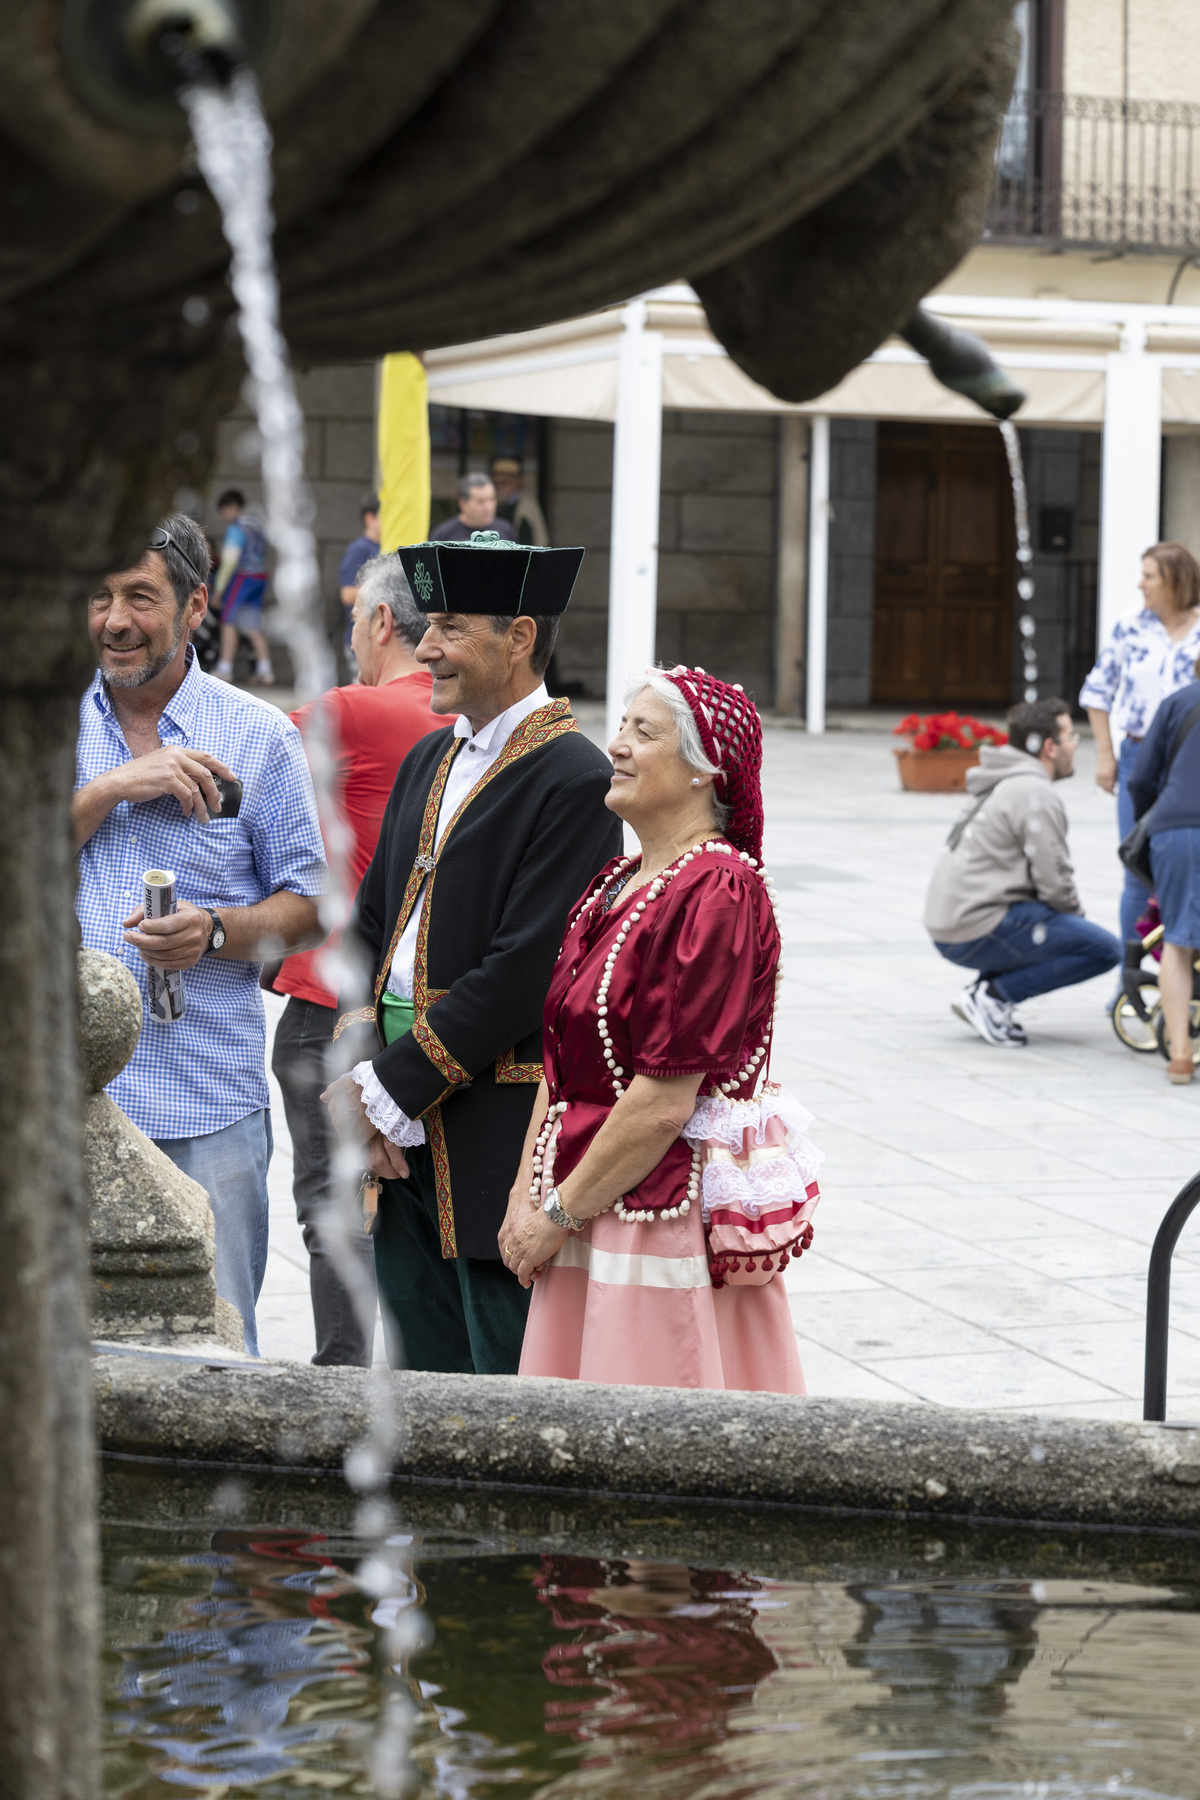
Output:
(1144, 1170), (1200, 1420)
(986, 89), (1200, 254)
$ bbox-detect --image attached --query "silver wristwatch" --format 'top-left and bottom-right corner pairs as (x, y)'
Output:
(543, 1187), (585, 1231)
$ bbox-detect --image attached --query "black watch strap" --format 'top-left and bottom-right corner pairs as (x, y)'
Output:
(205, 909), (225, 952)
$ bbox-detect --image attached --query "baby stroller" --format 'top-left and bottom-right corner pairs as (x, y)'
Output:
(1112, 899), (1200, 1063)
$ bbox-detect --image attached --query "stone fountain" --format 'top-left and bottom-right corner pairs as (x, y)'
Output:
(79, 948), (242, 1351)
(0, 1), (1023, 1788)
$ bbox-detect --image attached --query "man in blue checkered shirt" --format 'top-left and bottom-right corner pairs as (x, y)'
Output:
(74, 514), (327, 1354)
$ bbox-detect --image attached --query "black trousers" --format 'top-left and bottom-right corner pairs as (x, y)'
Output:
(270, 994), (378, 1366)
(374, 1145), (531, 1374)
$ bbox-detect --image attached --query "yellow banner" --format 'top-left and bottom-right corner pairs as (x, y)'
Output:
(377, 353), (431, 552)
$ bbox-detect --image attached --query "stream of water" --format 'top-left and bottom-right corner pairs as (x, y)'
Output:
(182, 63), (415, 1793)
(999, 421), (1040, 716)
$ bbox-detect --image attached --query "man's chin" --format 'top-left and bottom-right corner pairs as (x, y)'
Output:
(429, 678), (459, 715)
(100, 644), (174, 688)
(101, 657), (152, 689)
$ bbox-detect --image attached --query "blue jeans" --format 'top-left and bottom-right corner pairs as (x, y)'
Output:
(154, 1109), (272, 1356)
(934, 900), (1121, 1005)
(1117, 734), (1148, 945)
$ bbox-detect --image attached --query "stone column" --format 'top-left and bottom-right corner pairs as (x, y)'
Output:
(0, 325), (241, 1800)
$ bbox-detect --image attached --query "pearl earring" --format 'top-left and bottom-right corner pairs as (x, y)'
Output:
(691, 778), (700, 786)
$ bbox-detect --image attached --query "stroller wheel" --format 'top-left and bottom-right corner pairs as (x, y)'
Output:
(1113, 984), (1163, 1053)
(1155, 1000), (1200, 1064)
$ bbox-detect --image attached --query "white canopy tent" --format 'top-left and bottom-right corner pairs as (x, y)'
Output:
(424, 284), (1200, 734)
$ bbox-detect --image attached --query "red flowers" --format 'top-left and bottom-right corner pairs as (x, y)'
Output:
(894, 711), (1008, 751)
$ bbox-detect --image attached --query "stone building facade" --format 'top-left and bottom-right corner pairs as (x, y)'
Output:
(546, 410), (778, 704)
(203, 361), (377, 682)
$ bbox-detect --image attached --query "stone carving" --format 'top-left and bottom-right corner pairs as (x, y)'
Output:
(79, 949), (241, 1350)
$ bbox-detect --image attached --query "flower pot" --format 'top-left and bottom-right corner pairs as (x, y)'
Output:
(893, 746), (980, 792)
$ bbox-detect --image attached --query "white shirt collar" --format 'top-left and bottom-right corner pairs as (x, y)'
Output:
(452, 682), (550, 754)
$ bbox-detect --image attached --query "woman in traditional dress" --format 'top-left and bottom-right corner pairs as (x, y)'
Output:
(500, 666), (821, 1392)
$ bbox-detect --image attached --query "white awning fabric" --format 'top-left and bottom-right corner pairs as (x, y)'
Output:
(423, 290), (1200, 428)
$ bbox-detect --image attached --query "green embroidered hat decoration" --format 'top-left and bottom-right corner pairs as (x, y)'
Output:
(398, 530), (585, 615)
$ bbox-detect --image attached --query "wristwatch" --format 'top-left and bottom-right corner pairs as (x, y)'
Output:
(205, 909), (227, 953)
(543, 1187), (585, 1231)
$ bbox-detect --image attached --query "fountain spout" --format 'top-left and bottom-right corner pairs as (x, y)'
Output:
(126, 0), (248, 89)
(900, 305), (1026, 421)
(60, 0), (284, 132)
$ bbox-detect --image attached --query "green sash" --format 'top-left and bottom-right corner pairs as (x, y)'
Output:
(379, 991), (416, 1046)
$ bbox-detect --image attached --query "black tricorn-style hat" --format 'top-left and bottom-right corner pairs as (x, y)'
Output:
(398, 530), (585, 616)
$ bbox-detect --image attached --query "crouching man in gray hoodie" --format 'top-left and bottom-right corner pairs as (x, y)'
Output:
(924, 697), (1121, 1046)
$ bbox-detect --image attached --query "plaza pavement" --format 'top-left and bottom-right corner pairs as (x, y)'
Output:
(257, 703), (1200, 1421)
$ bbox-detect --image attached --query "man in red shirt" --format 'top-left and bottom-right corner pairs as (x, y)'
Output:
(271, 554), (441, 1363)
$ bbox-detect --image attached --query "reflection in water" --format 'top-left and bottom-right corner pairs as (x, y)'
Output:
(535, 1558), (778, 1761)
(106, 1530), (380, 1791)
(103, 1525), (1200, 1800)
(847, 1583), (1039, 1718)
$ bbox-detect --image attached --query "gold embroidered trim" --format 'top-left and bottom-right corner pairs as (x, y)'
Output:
(374, 737), (462, 1013)
(332, 1005), (377, 1044)
(414, 1015), (470, 1087)
(496, 1048), (543, 1084)
(426, 1104), (457, 1258)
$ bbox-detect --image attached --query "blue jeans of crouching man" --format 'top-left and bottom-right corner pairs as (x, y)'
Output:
(934, 899), (1121, 1004)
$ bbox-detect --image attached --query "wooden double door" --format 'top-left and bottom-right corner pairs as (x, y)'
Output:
(871, 422), (1014, 706)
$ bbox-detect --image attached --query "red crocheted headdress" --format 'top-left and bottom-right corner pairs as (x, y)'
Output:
(658, 665), (765, 863)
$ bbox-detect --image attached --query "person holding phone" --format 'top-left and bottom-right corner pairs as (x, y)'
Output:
(73, 513), (327, 1354)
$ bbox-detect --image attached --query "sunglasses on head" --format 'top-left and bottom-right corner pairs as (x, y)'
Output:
(148, 526), (208, 590)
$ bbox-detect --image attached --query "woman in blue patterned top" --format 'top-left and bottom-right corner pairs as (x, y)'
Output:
(1080, 542), (1200, 955)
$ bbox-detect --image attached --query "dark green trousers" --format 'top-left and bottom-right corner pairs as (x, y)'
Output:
(373, 1144), (531, 1374)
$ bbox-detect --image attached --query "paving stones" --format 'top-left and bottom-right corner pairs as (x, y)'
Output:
(255, 717), (1200, 1419)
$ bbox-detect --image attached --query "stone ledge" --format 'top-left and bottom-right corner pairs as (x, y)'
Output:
(93, 1354), (1200, 1532)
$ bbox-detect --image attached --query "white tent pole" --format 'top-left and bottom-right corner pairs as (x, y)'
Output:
(806, 413), (831, 735)
(774, 416), (809, 715)
(1098, 321), (1162, 696)
(606, 299), (664, 747)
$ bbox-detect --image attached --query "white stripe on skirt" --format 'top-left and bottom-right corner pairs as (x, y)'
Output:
(551, 1235), (711, 1290)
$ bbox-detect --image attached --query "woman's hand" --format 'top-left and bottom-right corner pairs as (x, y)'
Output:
(1095, 750), (1117, 794)
(504, 1205), (567, 1288)
(497, 1181), (537, 1260)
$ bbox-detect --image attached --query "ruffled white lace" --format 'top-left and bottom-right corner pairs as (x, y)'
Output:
(700, 1160), (815, 1220)
(682, 1088), (823, 1223)
(683, 1089), (821, 1158)
(350, 1061), (426, 1148)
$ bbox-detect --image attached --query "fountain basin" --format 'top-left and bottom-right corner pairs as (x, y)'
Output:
(94, 1350), (1200, 1532)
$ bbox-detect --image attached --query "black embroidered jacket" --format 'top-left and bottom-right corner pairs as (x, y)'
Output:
(338, 699), (621, 1259)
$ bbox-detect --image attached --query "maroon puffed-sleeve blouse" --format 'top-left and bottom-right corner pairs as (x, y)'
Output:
(542, 851), (780, 1213)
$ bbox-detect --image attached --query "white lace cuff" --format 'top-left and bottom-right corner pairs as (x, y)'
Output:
(350, 1062), (426, 1148)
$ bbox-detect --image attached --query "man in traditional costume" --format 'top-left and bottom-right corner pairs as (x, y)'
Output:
(324, 530), (621, 1374)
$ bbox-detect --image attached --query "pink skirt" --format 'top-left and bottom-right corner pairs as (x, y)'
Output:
(518, 1202), (805, 1394)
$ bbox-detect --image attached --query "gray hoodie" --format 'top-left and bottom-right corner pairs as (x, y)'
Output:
(923, 744), (1082, 944)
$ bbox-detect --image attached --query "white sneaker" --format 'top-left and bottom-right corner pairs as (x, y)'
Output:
(953, 983), (1026, 1047)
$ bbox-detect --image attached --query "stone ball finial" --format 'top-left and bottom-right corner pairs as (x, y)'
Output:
(78, 950), (142, 1093)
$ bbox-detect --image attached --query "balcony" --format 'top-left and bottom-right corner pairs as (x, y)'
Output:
(984, 90), (1200, 254)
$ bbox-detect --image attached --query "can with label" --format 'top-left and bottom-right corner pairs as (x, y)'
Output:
(143, 869), (185, 1023)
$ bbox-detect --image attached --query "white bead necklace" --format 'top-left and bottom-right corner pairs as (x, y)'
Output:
(557, 838), (786, 1227)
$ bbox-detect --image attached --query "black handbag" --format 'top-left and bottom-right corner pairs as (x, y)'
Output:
(1117, 697), (1200, 890)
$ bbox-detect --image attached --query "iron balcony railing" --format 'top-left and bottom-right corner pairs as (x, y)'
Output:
(984, 90), (1200, 254)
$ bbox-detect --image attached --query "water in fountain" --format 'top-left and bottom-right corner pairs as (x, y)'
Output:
(999, 420), (1039, 713)
(182, 64), (420, 1797)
